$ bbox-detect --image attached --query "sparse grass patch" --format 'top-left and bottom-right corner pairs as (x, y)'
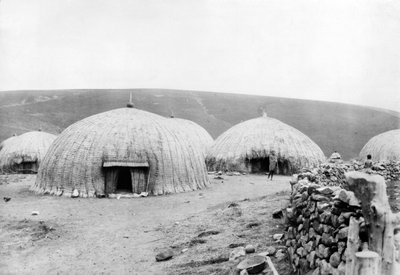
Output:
(0, 219), (58, 252)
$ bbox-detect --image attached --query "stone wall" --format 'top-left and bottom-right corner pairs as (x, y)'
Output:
(285, 176), (366, 275)
(302, 160), (400, 187)
(366, 161), (400, 181)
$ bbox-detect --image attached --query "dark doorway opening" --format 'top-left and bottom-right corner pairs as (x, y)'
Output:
(116, 168), (133, 192)
(15, 162), (38, 174)
(249, 157), (270, 173)
(277, 159), (291, 175)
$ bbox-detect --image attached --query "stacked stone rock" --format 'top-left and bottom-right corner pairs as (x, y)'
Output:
(300, 161), (400, 187)
(299, 163), (352, 187)
(367, 161), (400, 181)
(285, 175), (366, 275)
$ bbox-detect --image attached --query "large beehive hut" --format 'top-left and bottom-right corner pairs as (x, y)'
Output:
(206, 114), (326, 174)
(359, 129), (400, 161)
(168, 117), (213, 157)
(0, 131), (57, 173)
(31, 106), (209, 198)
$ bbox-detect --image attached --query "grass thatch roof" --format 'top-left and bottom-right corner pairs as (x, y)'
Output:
(31, 108), (209, 197)
(359, 129), (400, 161)
(168, 117), (213, 157)
(0, 131), (57, 173)
(206, 114), (326, 172)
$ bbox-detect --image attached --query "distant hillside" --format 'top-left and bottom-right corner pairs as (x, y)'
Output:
(0, 89), (399, 160)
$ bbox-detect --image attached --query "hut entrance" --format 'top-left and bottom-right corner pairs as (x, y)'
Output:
(248, 158), (269, 173)
(116, 168), (132, 192)
(23, 161), (38, 173)
(103, 161), (150, 195)
(14, 161), (38, 174)
(246, 158), (292, 175)
(277, 159), (291, 175)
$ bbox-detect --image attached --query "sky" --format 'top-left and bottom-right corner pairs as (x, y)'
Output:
(0, 0), (399, 112)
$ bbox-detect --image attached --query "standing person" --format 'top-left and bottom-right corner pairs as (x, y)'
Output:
(364, 154), (373, 168)
(268, 151), (278, 181)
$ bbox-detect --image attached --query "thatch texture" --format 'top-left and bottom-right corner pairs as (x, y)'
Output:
(168, 117), (213, 157)
(206, 115), (326, 174)
(0, 131), (57, 173)
(32, 108), (209, 197)
(359, 129), (400, 161)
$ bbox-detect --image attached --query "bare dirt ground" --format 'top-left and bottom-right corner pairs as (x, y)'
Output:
(0, 174), (291, 275)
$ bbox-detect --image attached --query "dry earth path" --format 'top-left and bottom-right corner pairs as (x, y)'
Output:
(0, 174), (290, 275)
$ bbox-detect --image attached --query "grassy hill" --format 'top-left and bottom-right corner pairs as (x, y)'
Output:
(0, 89), (399, 160)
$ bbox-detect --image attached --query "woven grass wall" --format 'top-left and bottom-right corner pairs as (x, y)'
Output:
(359, 129), (400, 161)
(0, 131), (57, 173)
(31, 108), (209, 197)
(168, 118), (213, 157)
(206, 115), (326, 173)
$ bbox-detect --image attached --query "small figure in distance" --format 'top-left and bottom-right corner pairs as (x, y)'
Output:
(267, 151), (278, 181)
(364, 154), (373, 169)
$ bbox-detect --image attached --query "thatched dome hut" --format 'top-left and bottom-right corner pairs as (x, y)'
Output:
(31, 107), (209, 198)
(168, 117), (213, 157)
(359, 129), (400, 161)
(206, 114), (326, 174)
(0, 131), (57, 173)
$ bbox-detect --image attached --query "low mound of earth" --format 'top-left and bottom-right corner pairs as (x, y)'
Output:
(0, 174), (290, 274)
